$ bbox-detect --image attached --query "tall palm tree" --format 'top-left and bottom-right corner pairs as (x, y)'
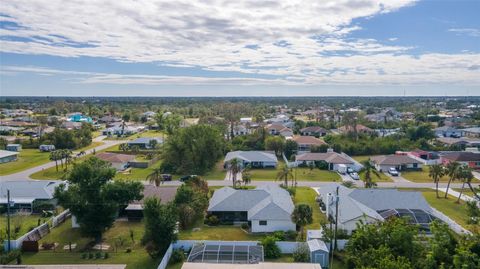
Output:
(64, 150), (73, 170)
(276, 164), (293, 187)
(228, 158), (242, 188)
(429, 164), (445, 198)
(456, 166), (474, 203)
(50, 151), (59, 172)
(360, 159), (379, 188)
(291, 204), (313, 240)
(445, 161), (461, 198)
(146, 168), (164, 187)
(242, 165), (252, 186)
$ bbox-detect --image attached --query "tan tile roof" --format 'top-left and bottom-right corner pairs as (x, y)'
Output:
(292, 136), (326, 145)
(371, 154), (422, 165)
(296, 152), (353, 164)
(96, 152), (135, 163)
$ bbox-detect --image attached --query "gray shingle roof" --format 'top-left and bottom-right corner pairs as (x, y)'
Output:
(208, 184), (293, 221)
(0, 180), (64, 203)
(224, 151), (277, 164)
(127, 137), (163, 145)
(371, 155), (422, 165)
(0, 150), (19, 158)
(296, 152), (353, 164)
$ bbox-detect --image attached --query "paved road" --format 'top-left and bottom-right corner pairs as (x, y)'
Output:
(0, 136), (124, 181)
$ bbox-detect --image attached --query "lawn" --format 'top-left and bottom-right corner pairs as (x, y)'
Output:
(115, 160), (163, 181)
(294, 187), (327, 230)
(30, 164), (70, 180)
(0, 214), (50, 239)
(76, 141), (103, 152)
(203, 161), (227, 180)
(294, 168), (341, 182)
(21, 218), (160, 269)
(352, 155), (376, 163)
(0, 149), (51, 176)
(358, 170), (392, 182)
(178, 225), (265, 241)
(104, 130), (165, 141)
(401, 166), (451, 183)
(250, 167), (281, 180)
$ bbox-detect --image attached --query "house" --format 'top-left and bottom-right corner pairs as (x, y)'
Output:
(98, 115), (122, 124)
(370, 154), (422, 172)
(96, 152), (135, 171)
(0, 150), (19, 163)
(232, 125), (250, 136)
(300, 126), (328, 137)
(67, 113), (93, 123)
(240, 117), (253, 123)
(463, 127), (480, 138)
(436, 137), (480, 147)
(434, 126), (465, 138)
(61, 121), (83, 130)
(0, 180), (63, 212)
(208, 184), (296, 233)
(125, 186), (178, 221)
(295, 152), (357, 171)
(224, 151), (278, 168)
(291, 136), (327, 152)
(440, 152), (480, 169)
(102, 125), (138, 136)
(126, 137), (163, 149)
(39, 144), (55, 152)
(6, 144), (22, 152)
(409, 149), (437, 161)
(338, 124), (373, 135)
(266, 124), (293, 137)
(317, 183), (437, 233)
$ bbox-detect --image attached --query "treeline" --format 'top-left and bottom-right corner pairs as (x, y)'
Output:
(15, 123), (93, 150)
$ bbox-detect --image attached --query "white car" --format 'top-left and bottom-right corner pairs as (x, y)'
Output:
(350, 172), (360, 180)
(388, 168), (399, 176)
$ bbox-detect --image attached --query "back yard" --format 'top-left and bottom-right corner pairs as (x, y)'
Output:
(0, 149), (50, 176)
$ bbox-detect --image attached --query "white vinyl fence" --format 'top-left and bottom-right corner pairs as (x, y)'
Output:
(430, 208), (472, 235)
(157, 243), (174, 269)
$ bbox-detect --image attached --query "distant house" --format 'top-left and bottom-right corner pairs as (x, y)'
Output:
(291, 136), (327, 152)
(6, 144), (22, 152)
(0, 180), (63, 212)
(436, 137), (480, 147)
(39, 144), (55, 152)
(232, 125), (250, 136)
(434, 126), (464, 138)
(67, 113), (93, 123)
(0, 150), (19, 163)
(370, 154), (422, 172)
(125, 186), (178, 221)
(266, 124), (293, 137)
(127, 137), (163, 149)
(98, 115), (122, 124)
(440, 152), (480, 169)
(102, 125), (138, 136)
(96, 152), (135, 171)
(61, 121), (83, 130)
(463, 127), (480, 138)
(224, 151), (278, 168)
(338, 124), (373, 135)
(409, 149), (437, 161)
(295, 152), (356, 171)
(208, 185), (296, 233)
(300, 126), (328, 137)
(317, 183), (437, 233)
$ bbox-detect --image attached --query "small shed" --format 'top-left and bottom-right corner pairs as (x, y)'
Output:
(307, 239), (330, 269)
(6, 144), (22, 152)
(39, 144), (56, 152)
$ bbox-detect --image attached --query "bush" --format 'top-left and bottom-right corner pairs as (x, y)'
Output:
(205, 215), (219, 226)
(293, 243), (310, 262)
(0, 250), (21, 265)
(104, 252), (109, 259)
(283, 186), (296, 197)
(41, 242), (55, 250)
(169, 249), (185, 264)
(273, 231), (285, 241)
(95, 252), (102, 259)
(88, 253), (94, 259)
(81, 253), (87, 259)
(241, 223), (249, 230)
(285, 230), (298, 241)
(261, 236), (281, 259)
(125, 247), (132, 253)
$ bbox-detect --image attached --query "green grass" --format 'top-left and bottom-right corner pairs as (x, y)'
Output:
(401, 166), (451, 183)
(30, 164), (69, 180)
(0, 149), (51, 175)
(0, 214), (50, 239)
(265, 254), (294, 262)
(358, 170), (392, 182)
(294, 168), (341, 182)
(294, 187), (326, 230)
(104, 130), (165, 141)
(76, 141), (103, 152)
(21, 219), (160, 269)
(166, 262), (183, 269)
(453, 188), (477, 198)
(203, 161), (227, 180)
(352, 155), (375, 163)
(250, 168), (281, 180)
(115, 160), (163, 181)
(178, 225), (264, 241)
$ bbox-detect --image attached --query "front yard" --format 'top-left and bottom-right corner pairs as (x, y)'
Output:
(294, 187), (327, 230)
(0, 149), (51, 176)
(203, 161), (227, 180)
(358, 170), (392, 182)
(21, 218), (160, 269)
(401, 166), (451, 183)
(250, 165), (341, 182)
(0, 214), (50, 239)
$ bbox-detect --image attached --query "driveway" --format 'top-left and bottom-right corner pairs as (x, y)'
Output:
(384, 172), (412, 184)
(0, 136), (124, 181)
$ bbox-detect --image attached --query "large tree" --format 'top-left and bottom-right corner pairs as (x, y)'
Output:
(161, 124), (224, 174)
(445, 161), (461, 198)
(265, 136), (285, 157)
(142, 197), (177, 258)
(55, 157), (143, 240)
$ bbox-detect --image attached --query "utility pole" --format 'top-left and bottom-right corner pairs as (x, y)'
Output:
(7, 189), (11, 253)
(334, 186), (339, 251)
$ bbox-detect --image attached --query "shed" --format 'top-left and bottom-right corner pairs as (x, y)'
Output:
(39, 144), (55, 152)
(6, 144), (22, 152)
(0, 149), (19, 163)
(307, 239), (329, 268)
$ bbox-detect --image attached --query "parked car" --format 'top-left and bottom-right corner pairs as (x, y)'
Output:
(161, 174), (172, 181)
(350, 172), (359, 180)
(388, 167), (399, 176)
(337, 164), (347, 175)
(347, 167), (354, 174)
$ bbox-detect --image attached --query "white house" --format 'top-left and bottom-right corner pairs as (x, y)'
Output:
(208, 185), (296, 233)
(370, 154), (423, 172)
(0, 150), (19, 163)
(434, 126), (465, 138)
(295, 151), (359, 171)
(224, 151), (278, 168)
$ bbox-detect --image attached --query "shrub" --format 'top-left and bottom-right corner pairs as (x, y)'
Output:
(261, 236), (281, 259)
(273, 231), (285, 241)
(104, 252), (109, 259)
(88, 253), (94, 259)
(95, 252), (102, 259)
(0, 250), (21, 265)
(205, 215), (219, 226)
(41, 242), (55, 250)
(285, 230), (298, 241)
(81, 253), (87, 259)
(293, 243), (310, 262)
(169, 249), (185, 264)
(125, 247), (132, 253)
(241, 223), (249, 230)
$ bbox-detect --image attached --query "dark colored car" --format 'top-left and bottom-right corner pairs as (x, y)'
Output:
(161, 174), (172, 181)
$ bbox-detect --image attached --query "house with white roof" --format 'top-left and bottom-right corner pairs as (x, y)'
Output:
(207, 184), (296, 233)
(0, 149), (19, 163)
(224, 151), (278, 168)
(0, 180), (64, 212)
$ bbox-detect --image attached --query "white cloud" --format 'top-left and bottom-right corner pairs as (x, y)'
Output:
(1, 0), (479, 87)
(448, 28), (480, 37)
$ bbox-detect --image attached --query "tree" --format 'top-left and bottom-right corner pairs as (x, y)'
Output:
(161, 125), (224, 175)
(465, 201), (480, 225)
(119, 143), (129, 152)
(429, 164), (445, 198)
(291, 204), (313, 240)
(456, 166), (474, 203)
(54, 157), (143, 241)
(174, 183), (208, 228)
(261, 236), (281, 259)
(146, 167), (164, 187)
(142, 197), (177, 258)
(445, 161), (461, 198)
(227, 158), (242, 188)
(163, 114), (182, 136)
(50, 151), (60, 172)
(242, 165), (252, 186)
(425, 221), (458, 268)
(342, 111), (359, 141)
(292, 243), (310, 262)
(276, 164), (293, 187)
(284, 140), (298, 160)
(359, 159), (379, 188)
(265, 136), (285, 157)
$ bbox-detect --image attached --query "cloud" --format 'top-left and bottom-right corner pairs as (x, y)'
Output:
(448, 28), (480, 37)
(1, 0), (479, 87)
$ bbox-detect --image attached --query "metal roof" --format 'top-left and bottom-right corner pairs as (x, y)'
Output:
(224, 151), (278, 164)
(0, 149), (19, 158)
(0, 180), (64, 204)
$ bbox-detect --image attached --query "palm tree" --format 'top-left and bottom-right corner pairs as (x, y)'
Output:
(64, 150), (73, 170)
(119, 143), (129, 152)
(359, 159), (379, 188)
(242, 165), (252, 186)
(50, 151), (59, 172)
(456, 166), (474, 203)
(429, 164), (445, 198)
(445, 161), (461, 198)
(228, 158), (242, 188)
(291, 204), (313, 240)
(146, 168), (164, 187)
(276, 164), (293, 187)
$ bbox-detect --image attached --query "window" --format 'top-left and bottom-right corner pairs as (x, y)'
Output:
(259, 220), (267, 226)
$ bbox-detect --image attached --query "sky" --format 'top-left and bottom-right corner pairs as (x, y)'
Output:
(0, 0), (479, 96)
